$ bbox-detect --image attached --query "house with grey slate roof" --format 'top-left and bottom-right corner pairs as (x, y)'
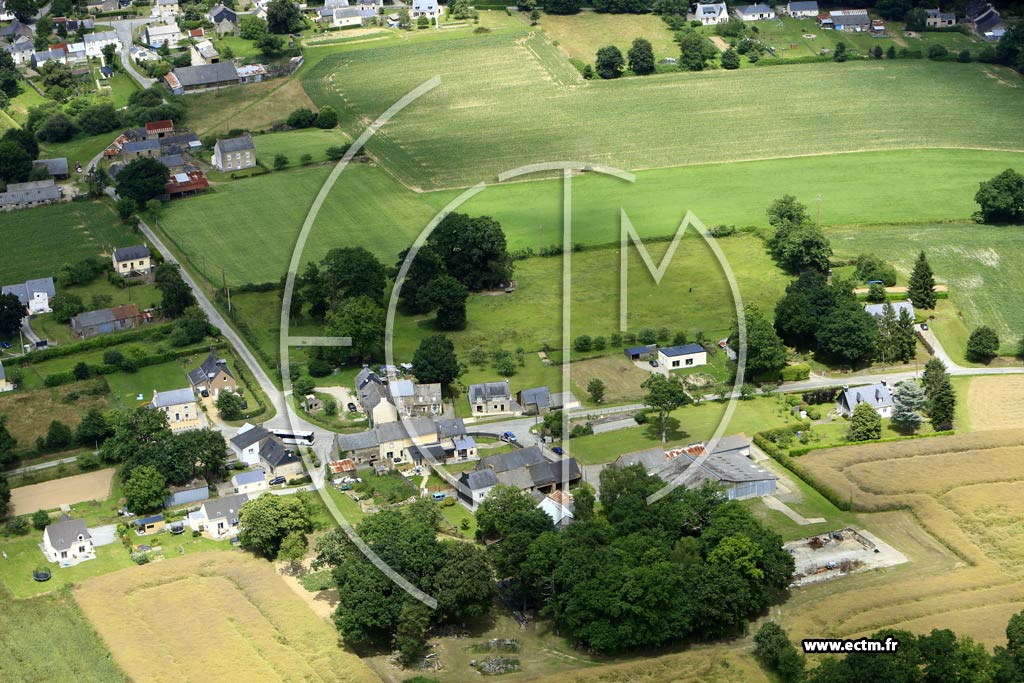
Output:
(0, 180), (62, 211)
(42, 515), (95, 566)
(31, 158), (69, 179)
(517, 386), (552, 415)
(837, 382), (894, 418)
(738, 3), (774, 20)
(2, 276), (56, 314)
(189, 493), (248, 539)
(212, 133), (256, 171)
(121, 138), (161, 161)
(786, 0), (818, 17)
(468, 380), (512, 415)
(152, 387), (202, 432)
(187, 349), (236, 397)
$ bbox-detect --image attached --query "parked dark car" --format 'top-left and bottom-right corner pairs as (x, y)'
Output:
(347, 402), (358, 412)
(269, 476), (287, 486)
(552, 446), (563, 455)
(648, 359), (659, 367)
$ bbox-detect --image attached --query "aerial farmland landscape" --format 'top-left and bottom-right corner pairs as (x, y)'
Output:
(0, 0), (1023, 681)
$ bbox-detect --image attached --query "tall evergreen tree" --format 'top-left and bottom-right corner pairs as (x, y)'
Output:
(875, 303), (899, 364)
(928, 375), (956, 431)
(895, 308), (917, 361)
(908, 251), (937, 309)
(921, 357), (948, 397)
(891, 380), (925, 433)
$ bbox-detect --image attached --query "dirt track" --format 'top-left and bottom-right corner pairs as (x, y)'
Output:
(10, 468), (115, 515)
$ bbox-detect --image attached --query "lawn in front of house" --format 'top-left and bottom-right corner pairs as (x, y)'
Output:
(103, 359), (196, 409)
(0, 533), (134, 598)
(252, 128), (352, 166)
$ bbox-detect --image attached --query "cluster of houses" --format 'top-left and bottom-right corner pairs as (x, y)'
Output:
(1, 17), (121, 68)
(467, 380), (579, 416)
(103, 120), (219, 199)
(966, 0), (1005, 41)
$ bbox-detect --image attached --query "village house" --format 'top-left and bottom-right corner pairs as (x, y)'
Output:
(151, 387), (203, 432)
(468, 380), (512, 415)
(925, 8), (956, 27)
(145, 22), (183, 48)
(206, 4), (238, 32)
(657, 343), (707, 370)
(518, 386), (553, 415)
(152, 0), (180, 17)
(325, 7), (363, 27)
(2, 276), (56, 315)
(190, 38), (220, 65)
(189, 493), (248, 539)
(30, 47), (68, 68)
(164, 62), (240, 94)
(458, 446), (581, 510)
(83, 31), (121, 58)
(827, 9), (871, 31)
(355, 367), (399, 425)
(536, 489), (574, 528)
(32, 158), (69, 179)
(695, 2), (730, 25)
(837, 382), (895, 418)
(786, 0), (818, 17)
(410, 0), (444, 20)
(233, 468), (268, 495)
(188, 350), (237, 398)
(112, 244), (153, 276)
(389, 379), (443, 418)
(259, 438), (304, 479)
(133, 514), (165, 535)
(42, 515), (95, 566)
(229, 424), (281, 466)
(64, 41), (88, 63)
(304, 394), (324, 412)
(335, 417), (469, 469)
(70, 303), (144, 339)
(738, 3), (774, 20)
(3, 36), (34, 65)
(121, 139), (161, 161)
(212, 134), (257, 171)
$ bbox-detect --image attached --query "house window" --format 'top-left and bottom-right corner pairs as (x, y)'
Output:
(79, 545), (86, 553)
(61, 551), (67, 559)
(685, 358), (693, 366)
(476, 405), (482, 412)
(174, 412), (180, 421)
(672, 360), (680, 368)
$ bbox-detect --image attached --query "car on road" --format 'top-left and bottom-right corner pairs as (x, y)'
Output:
(0, 342), (9, 348)
(500, 431), (517, 443)
(347, 402), (358, 412)
(269, 476), (287, 486)
(921, 323), (929, 330)
(552, 446), (563, 455)
(648, 359), (659, 367)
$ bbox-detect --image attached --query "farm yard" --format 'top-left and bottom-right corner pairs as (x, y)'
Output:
(302, 30), (1024, 191)
(75, 553), (381, 683)
(0, 587), (125, 683)
(786, 429), (1024, 646)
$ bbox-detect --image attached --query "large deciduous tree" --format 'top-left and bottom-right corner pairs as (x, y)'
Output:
(326, 296), (385, 364)
(641, 374), (691, 442)
(154, 263), (198, 318)
(266, 0), (303, 33)
(975, 168), (1024, 224)
(0, 292), (25, 338)
(411, 334), (459, 387)
(743, 305), (788, 377)
(628, 38), (655, 75)
(238, 493), (312, 558)
(427, 213), (514, 291)
(966, 325), (999, 363)
(116, 157), (168, 205)
(122, 465), (169, 513)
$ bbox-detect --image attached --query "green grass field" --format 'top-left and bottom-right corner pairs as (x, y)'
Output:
(0, 202), (138, 285)
(539, 11), (680, 63)
(302, 30), (1024, 190)
(252, 128), (352, 165)
(0, 586), (125, 682)
(828, 222), (1024, 353)
(104, 359), (195, 409)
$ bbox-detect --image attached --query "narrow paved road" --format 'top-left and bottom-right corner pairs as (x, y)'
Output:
(110, 17), (158, 90)
(6, 455), (79, 476)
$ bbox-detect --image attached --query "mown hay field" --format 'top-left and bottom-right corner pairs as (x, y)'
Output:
(75, 553), (381, 683)
(782, 429), (1024, 646)
(968, 376), (1024, 430)
(0, 587), (125, 683)
(302, 30), (1024, 191)
(184, 77), (318, 136)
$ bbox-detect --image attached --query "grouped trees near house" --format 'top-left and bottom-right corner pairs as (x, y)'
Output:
(975, 168), (1024, 224)
(765, 195), (832, 274)
(908, 251), (937, 309)
(966, 325), (1000, 362)
(122, 465), (169, 514)
(0, 473), (10, 520)
(315, 499), (494, 662)
(266, 0), (304, 33)
(155, 263), (198, 318)
(102, 408), (227, 485)
(627, 38), (655, 75)
(743, 305), (788, 377)
(411, 335), (460, 387)
(875, 304), (916, 364)
(238, 493), (313, 558)
(0, 417), (18, 465)
(922, 357), (956, 430)
(847, 401), (882, 441)
(891, 380), (925, 433)
(641, 374), (691, 442)
(116, 157), (169, 205)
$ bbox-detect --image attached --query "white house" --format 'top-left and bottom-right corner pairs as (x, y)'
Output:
(232, 468), (268, 495)
(695, 2), (730, 25)
(786, 0), (818, 18)
(410, 0), (444, 20)
(2, 277), (56, 315)
(537, 490), (574, 528)
(837, 382), (895, 418)
(3, 35), (34, 65)
(212, 134), (256, 171)
(738, 3), (774, 20)
(145, 22), (183, 48)
(84, 31), (122, 58)
(925, 8), (956, 27)
(151, 387), (202, 432)
(657, 343), (707, 370)
(188, 493), (249, 539)
(457, 469), (497, 511)
(152, 0), (180, 18)
(330, 7), (363, 27)
(42, 516), (95, 567)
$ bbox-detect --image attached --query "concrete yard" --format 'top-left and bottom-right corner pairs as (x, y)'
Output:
(787, 528), (908, 587)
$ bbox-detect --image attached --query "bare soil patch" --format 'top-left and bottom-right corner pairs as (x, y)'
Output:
(10, 468), (115, 515)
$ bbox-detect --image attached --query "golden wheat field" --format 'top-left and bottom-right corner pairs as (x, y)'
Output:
(968, 375), (1024, 431)
(74, 553), (380, 683)
(784, 430), (1024, 646)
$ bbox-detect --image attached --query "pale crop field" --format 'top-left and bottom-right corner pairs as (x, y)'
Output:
(968, 376), (1024, 431)
(302, 30), (1024, 191)
(75, 553), (381, 683)
(782, 429), (1024, 646)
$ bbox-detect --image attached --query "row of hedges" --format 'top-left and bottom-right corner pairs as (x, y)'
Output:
(26, 324), (175, 363)
(780, 364), (811, 381)
(787, 429), (955, 459)
(43, 344), (210, 387)
(228, 348), (271, 420)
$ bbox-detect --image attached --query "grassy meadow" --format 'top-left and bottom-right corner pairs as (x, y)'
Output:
(539, 11), (680, 63)
(184, 77), (318, 136)
(253, 128), (352, 165)
(0, 587), (125, 683)
(0, 381), (111, 454)
(302, 30), (1024, 191)
(75, 553), (381, 683)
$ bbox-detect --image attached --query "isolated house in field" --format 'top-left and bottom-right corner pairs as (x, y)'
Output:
(151, 387), (202, 432)
(164, 478), (209, 507)
(468, 381), (512, 415)
(410, 0), (444, 20)
(211, 134), (256, 171)
(31, 158), (69, 179)
(925, 8), (956, 27)
(145, 22), (183, 48)
(356, 367), (399, 425)
(190, 493), (248, 539)
(70, 304), (143, 339)
(738, 3), (774, 20)
(696, 2), (730, 25)
(2, 277), (56, 315)
(188, 349), (237, 397)
(232, 468), (268, 495)
(863, 300), (916, 320)
(837, 382), (894, 418)
(112, 244), (153, 276)
(230, 423), (278, 466)
(624, 343), (658, 361)
(133, 514), (165, 535)
(658, 343), (707, 370)
(42, 515), (95, 566)
(518, 386), (552, 415)
(786, 0), (818, 17)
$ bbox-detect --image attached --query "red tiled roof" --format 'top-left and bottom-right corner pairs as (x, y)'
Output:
(146, 119), (174, 133)
(111, 303), (140, 321)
